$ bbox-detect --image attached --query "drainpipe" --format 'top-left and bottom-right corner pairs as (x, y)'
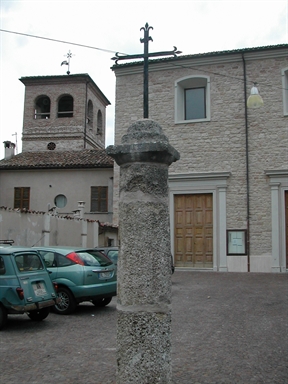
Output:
(84, 81), (88, 149)
(242, 54), (250, 272)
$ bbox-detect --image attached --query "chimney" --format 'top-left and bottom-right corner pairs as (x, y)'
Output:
(3, 141), (16, 160)
(78, 201), (85, 219)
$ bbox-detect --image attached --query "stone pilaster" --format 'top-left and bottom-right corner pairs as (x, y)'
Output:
(106, 119), (179, 384)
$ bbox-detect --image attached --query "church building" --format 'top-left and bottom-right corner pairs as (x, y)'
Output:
(111, 43), (288, 272)
(0, 73), (115, 226)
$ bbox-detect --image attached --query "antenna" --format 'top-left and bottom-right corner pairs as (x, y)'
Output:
(12, 132), (18, 154)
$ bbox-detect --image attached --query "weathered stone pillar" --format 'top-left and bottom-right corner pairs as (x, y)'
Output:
(106, 119), (180, 384)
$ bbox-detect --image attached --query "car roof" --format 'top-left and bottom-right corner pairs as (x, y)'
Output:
(0, 246), (40, 255)
(34, 246), (101, 253)
(95, 247), (118, 250)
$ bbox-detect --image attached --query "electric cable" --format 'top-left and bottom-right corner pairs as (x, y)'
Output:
(0, 28), (128, 56)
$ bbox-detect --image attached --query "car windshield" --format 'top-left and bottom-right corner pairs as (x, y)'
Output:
(15, 253), (44, 272)
(77, 251), (113, 267)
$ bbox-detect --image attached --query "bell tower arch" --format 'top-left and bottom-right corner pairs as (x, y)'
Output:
(20, 74), (110, 152)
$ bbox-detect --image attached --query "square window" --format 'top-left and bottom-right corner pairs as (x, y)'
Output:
(175, 76), (210, 123)
(91, 186), (108, 212)
(185, 87), (206, 120)
(14, 187), (30, 210)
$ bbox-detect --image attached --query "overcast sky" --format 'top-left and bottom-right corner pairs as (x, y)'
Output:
(0, 0), (287, 159)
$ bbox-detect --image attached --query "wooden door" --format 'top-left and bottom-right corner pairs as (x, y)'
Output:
(285, 191), (288, 269)
(174, 194), (213, 268)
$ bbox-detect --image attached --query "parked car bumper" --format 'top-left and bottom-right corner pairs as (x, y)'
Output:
(70, 282), (117, 300)
(11, 298), (59, 313)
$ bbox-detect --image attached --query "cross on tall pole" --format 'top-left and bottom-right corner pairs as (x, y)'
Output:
(112, 23), (181, 118)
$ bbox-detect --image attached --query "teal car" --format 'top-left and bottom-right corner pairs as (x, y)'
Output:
(35, 247), (117, 315)
(0, 246), (58, 330)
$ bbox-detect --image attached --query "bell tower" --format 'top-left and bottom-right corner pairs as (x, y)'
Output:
(20, 74), (110, 152)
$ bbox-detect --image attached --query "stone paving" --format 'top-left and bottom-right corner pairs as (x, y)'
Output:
(1, 271), (287, 383)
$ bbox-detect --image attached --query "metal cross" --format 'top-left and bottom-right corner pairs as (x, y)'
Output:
(61, 50), (74, 75)
(112, 23), (181, 118)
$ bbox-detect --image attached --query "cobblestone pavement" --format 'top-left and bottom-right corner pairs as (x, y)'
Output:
(1, 271), (287, 383)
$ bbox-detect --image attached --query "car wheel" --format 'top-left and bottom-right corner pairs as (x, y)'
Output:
(27, 307), (50, 321)
(92, 297), (112, 307)
(0, 305), (8, 330)
(54, 287), (76, 315)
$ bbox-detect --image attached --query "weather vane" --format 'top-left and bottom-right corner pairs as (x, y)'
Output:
(112, 23), (181, 118)
(61, 50), (74, 75)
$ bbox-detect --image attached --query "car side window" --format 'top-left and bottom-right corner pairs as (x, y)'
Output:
(15, 254), (44, 272)
(107, 250), (118, 264)
(39, 251), (58, 267)
(57, 254), (74, 267)
(0, 256), (5, 275)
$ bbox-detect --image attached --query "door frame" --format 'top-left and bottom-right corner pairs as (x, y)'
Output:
(169, 172), (230, 271)
(265, 170), (288, 272)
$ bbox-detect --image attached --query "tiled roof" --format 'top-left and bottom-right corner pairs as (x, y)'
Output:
(19, 74), (111, 106)
(112, 43), (288, 69)
(0, 149), (114, 170)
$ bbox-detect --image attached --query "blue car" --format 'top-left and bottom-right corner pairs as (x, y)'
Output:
(0, 245), (58, 330)
(35, 247), (117, 315)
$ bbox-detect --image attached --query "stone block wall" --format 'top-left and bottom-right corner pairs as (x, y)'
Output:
(112, 49), (288, 270)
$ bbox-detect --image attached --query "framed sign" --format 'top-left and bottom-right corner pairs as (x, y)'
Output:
(227, 230), (247, 255)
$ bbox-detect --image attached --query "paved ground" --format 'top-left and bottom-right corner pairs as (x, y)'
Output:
(1, 271), (287, 383)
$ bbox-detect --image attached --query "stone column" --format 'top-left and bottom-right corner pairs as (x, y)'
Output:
(106, 119), (179, 384)
(43, 213), (51, 246)
(218, 186), (228, 272)
(270, 183), (281, 272)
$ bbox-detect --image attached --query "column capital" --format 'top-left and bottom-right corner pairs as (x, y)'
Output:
(106, 119), (180, 166)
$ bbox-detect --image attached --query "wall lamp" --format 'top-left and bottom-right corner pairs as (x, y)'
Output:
(247, 83), (264, 108)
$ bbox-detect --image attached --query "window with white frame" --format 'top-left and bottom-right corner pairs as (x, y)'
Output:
(282, 67), (288, 116)
(175, 76), (210, 123)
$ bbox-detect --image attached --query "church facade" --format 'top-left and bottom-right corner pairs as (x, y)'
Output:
(111, 44), (288, 272)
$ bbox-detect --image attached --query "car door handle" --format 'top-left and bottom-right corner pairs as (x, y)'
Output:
(92, 268), (114, 273)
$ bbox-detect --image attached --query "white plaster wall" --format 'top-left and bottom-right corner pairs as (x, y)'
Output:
(0, 168), (113, 222)
(0, 208), (99, 247)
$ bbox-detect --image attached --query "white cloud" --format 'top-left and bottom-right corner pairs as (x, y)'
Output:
(0, 0), (287, 158)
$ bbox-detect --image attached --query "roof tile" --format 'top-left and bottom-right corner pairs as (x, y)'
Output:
(0, 149), (114, 169)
